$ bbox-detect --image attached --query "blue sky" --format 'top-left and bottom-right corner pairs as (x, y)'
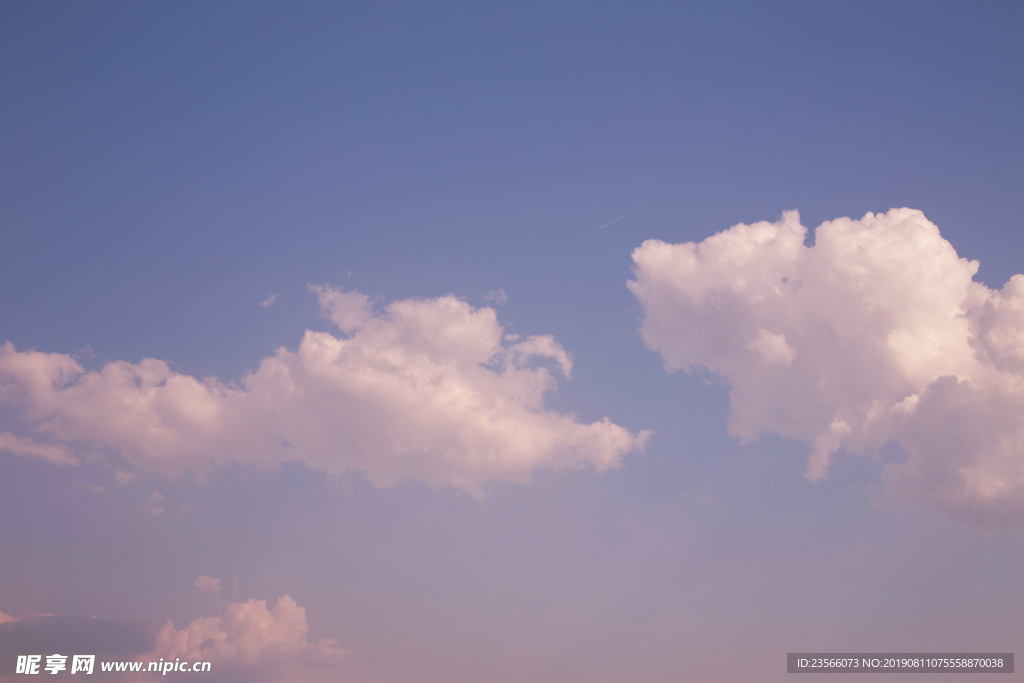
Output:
(2, 2), (1023, 681)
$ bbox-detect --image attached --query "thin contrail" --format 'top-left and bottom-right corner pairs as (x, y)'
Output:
(597, 207), (639, 230)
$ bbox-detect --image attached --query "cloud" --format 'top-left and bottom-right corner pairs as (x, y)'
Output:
(195, 576), (221, 594)
(629, 208), (1024, 528)
(143, 492), (164, 516)
(260, 294), (278, 308)
(484, 288), (508, 306)
(74, 482), (105, 495)
(147, 595), (352, 683)
(114, 469), (139, 486)
(0, 597), (361, 683)
(597, 207), (639, 230)
(150, 595), (344, 666)
(0, 431), (77, 466)
(0, 288), (647, 495)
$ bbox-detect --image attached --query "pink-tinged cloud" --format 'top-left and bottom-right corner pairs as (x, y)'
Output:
(0, 597), (363, 683)
(148, 595), (348, 680)
(0, 431), (76, 466)
(142, 491), (164, 516)
(0, 288), (648, 495)
(629, 208), (1024, 528)
(195, 576), (221, 594)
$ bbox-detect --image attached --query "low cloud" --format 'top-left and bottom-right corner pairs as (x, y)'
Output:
(629, 208), (1024, 528)
(0, 597), (360, 683)
(195, 576), (221, 594)
(0, 612), (159, 671)
(0, 288), (647, 495)
(149, 595), (347, 678)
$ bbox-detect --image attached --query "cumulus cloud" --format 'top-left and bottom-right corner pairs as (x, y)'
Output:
(148, 595), (347, 680)
(629, 208), (1024, 528)
(0, 288), (647, 495)
(0, 597), (360, 683)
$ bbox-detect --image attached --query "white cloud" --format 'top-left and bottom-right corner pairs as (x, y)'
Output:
(629, 208), (1024, 528)
(148, 595), (349, 681)
(260, 294), (278, 308)
(308, 284), (372, 333)
(0, 289), (647, 495)
(195, 576), (221, 594)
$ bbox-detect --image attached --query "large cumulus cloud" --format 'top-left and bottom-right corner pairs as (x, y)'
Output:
(0, 287), (647, 495)
(629, 208), (1024, 528)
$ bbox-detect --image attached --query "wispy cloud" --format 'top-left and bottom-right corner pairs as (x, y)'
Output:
(114, 469), (139, 486)
(143, 491), (164, 516)
(260, 293), (278, 308)
(597, 207), (639, 230)
(0, 611), (158, 656)
(484, 288), (508, 306)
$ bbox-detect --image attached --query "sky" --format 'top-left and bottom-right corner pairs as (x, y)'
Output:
(2, 1), (1023, 681)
